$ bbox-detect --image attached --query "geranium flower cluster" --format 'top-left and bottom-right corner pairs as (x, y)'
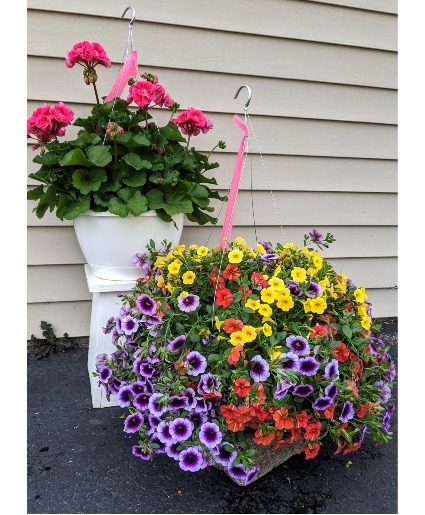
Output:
(127, 78), (174, 109)
(96, 231), (396, 485)
(172, 107), (214, 139)
(27, 102), (74, 150)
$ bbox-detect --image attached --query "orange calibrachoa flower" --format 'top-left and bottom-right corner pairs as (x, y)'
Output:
(332, 342), (350, 363)
(273, 408), (295, 430)
(357, 403), (376, 418)
(254, 429), (275, 446)
(324, 404), (337, 420)
(251, 272), (268, 288)
(233, 378), (252, 398)
(295, 411), (309, 429)
(223, 318), (244, 334)
(223, 263), (241, 281)
(304, 421), (322, 441)
(228, 344), (243, 366)
(209, 268), (225, 290)
(304, 442), (320, 460)
(215, 288), (234, 308)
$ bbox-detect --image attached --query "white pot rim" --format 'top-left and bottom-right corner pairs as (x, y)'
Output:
(80, 210), (165, 218)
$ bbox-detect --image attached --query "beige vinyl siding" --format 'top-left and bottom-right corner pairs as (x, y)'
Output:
(27, 0), (397, 338)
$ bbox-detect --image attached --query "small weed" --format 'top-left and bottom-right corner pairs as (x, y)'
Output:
(28, 321), (82, 359)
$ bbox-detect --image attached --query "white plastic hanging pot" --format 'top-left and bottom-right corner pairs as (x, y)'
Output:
(73, 210), (184, 281)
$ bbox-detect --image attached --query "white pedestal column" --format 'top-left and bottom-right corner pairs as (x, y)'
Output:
(84, 265), (136, 408)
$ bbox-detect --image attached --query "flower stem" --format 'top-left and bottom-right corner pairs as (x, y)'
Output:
(114, 139), (118, 162)
(92, 81), (100, 104)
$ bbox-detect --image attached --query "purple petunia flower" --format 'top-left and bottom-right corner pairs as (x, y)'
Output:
(194, 398), (208, 413)
(133, 392), (151, 411)
(179, 447), (204, 472)
(110, 377), (123, 394)
(260, 253), (279, 262)
(298, 357), (320, 376)
(169, 395), (190, 411)
(121, 315), (139, 335)
(169, 418), (194, 443)
(288, 281), (302, 297)
(228, 464), (247, 481)
(274, 380), (295, 400)
(133, 253), (152, 275)
(293, 384), (314, 397)
(325, 382), (338, 400)
(212, 443), (237, 467)
(148, 392), (168, 417)
(132, 445), (151, 460)
(305, 282), (322, 298)
(312, 396), (333, 411)
(98, 366), (112, 383)
(156, 421), (174, 444)
(382, 412), (392, 433)
(95, 353), (109, 368)
(130, 381), (147, 396)
(115, 316), (123, 333)
(178, 293), (200, 313)
(197, 373), (221, 396)
(387, 364), (397, 382)
(309, 229), (323, 242)
(123, 412), (144, 433)
(102, 317), (115, 334)
(186, 351), (207, 376)
(184, 388), (197, 410)
(339, 401), (355, 423)
(135, 294), (157, 316)
(150, 433), (166, 454)
(189, 410), (208, 429)
(148, 414), (161, 430)
(167, 335), (187, 353)
(117, 385), (133, 408)
(250, 355), (270, 382)
(286, 335), (310, 356)
(135, 359), (155, 379)
(246, 467), (260, 485)
(199, 422), (223, 449)
(165, 442), (181, 461)
(369, 336), (384, 355)
(280, 352), (299, 372)
(324, 359), (340, 380)
(259, 241), (273, 252)
(374, 380), (392, 403)
(358, 424), (368, 444)
(142, 315), (162, 328)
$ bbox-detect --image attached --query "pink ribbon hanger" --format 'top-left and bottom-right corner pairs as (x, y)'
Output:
(220, 85), (252, 248)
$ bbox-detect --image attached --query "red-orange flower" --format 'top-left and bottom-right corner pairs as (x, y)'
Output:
(252, 383), (267, 405)
(223, 318), (244, 334)
(233, 378), (252, 398)
(227, 419), (245, 432)
(228, 344), (243, 366)
(251, 272), (268, 288)
(273, 408), (295, 430)
(309, 325), (329, 338)
(209, 268), (226, 290)
(295, 411), (309, 429)
(357, 403), (376, 418)
(223, 264), (241, 281)
(215, 288), (234, 308)
(345, 379), (359, 398)
(254, 429), (275, 446)
(324, 403), (336, 420)
(332, 342), (350, 363)
(304, 421), (322, 441)
(303, 442), (320, 460)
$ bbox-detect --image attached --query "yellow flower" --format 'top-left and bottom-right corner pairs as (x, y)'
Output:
(273, 265), (282, 277)
(245, 298), (260, 311)
(154, 256), (167, 268)
(241, 326), (257, 342)
(178, 290), (189, 298)
(230, 331), (245, 346)
(215, 316), (225, 331)
(268, 277), (285, 291)
(303, 299), (312, 313)
(361, 315), (371, 330)
(182, 271), (196, 285)
(335, 273), (348, 294)
(357, 303), (368, 317)
(291, 267), (307, 283)
(235, 236), (247, 248)
(312, 254), (323, 270)
(256, 243), (266, 254)
(228, 249), (244, 263)
(199, 328), (211, 336)
(283, 242), (294, 250)
(301, 247), (311, 258)
(260, 287), (277, 304)
(310, 297), (327, 314)
(258, 304), (273, 318)
(157, 275), (165, 288)
(166, 282), (175, 293)
(168, 260), (182, 275)
(217, 335), (227, 341)
(276, 296), (294, 311)
(262, 323), (273, 337)
(197, 246), (209, 257)
(172, 244), (186, 256)
(271, 346), (282, 361)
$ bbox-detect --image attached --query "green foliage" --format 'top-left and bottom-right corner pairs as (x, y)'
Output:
(28, 321), (81, 359)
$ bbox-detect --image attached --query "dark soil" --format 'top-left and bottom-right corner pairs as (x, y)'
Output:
(27, 320), (398, 514)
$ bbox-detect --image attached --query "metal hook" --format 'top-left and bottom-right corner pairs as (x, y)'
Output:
(122, 6), (136, 28)
(234, 85), (252, 111)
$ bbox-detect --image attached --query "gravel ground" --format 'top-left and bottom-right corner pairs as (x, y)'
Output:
(27, 321), (398, 514)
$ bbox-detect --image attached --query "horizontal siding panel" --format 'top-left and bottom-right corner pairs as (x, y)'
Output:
(27, 57), (398, 124)
(27, 11), (397, 88)
(27, 101), (398, 159)
(27, 191), (397, 227)
(309, 1), (397, 14)
(26, 287), (397, 339)
(28, 265), (91, 303)
(28, 301), (92, 339)
(27, 225), (398, 265)
(27, 144), (397, 193)
(326, 257), (397, 289)
(27, 0), (397, 51)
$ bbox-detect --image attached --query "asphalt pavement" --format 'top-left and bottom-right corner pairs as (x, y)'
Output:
(27, 321), (398, 514)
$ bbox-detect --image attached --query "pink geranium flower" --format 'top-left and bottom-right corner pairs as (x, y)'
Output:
(172, 107), (213, 138)
(65, 41), (111, 68)
(27, 102), (74, 150)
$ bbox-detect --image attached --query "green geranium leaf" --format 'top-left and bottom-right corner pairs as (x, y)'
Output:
(132, 133), (150, 146)
(122, 169), (147, 187)
(33, 151), (61, 167)
(146, 189), (165, 210)
(160, 122), (186, 142)
(72, 167), (107, 194)
(27, 185), (45, 201)
(34, 186), (57, 218)
(86, 145), (113, 167)
(185, 206), (217, 225)
(59, 148), (92, 167)
(99, 163), (126, 192)
(72, 133), (101, 147)
(122, 152), (152, 170)
(56, 195), (90, 220)
(127, 191), (148, 216)
(109, 189), (148, 217)
(108, 198), (129, 217)
(162, 184), (193, 216)
(190, 184), (210, 208)
(93, 191), (113, 207)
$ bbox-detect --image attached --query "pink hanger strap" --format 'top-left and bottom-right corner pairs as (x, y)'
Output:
(220, 114), (249, 248)
(104, 50), (139, 103)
